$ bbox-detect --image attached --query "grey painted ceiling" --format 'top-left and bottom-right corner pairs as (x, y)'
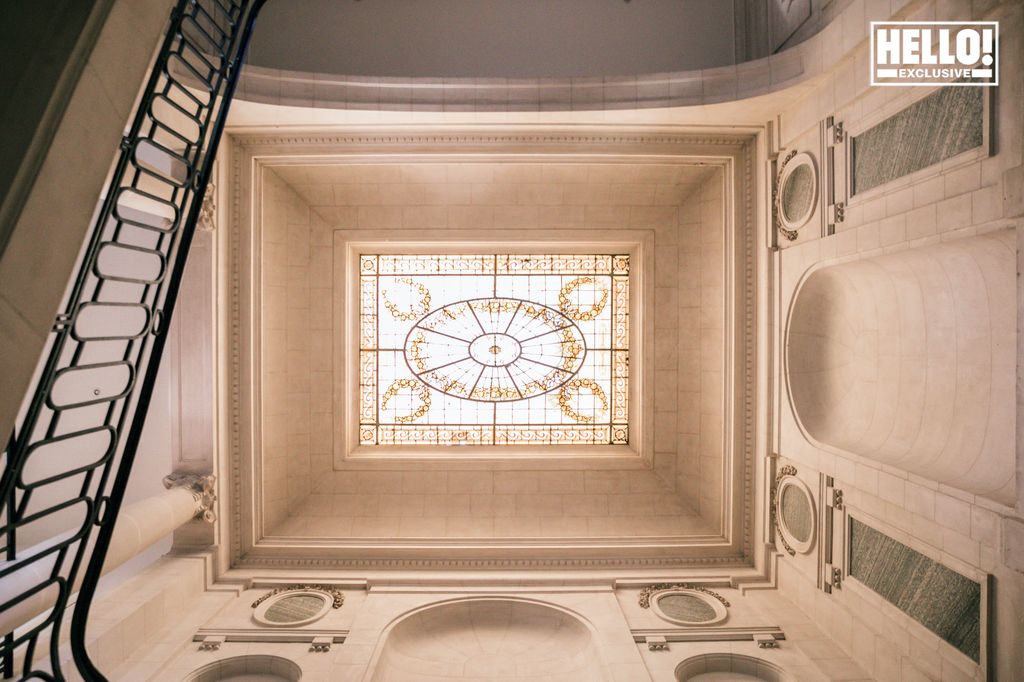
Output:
(248, 0), (736, 78)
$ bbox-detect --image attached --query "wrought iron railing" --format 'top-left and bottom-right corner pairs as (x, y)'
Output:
(0, 0), (265, 678)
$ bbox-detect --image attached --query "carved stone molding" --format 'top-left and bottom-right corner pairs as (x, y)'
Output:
(193, 628), (347, 647)
(235, 63), (819, 113)
(163, 472), (217, 523)
(631, 625), (785, 644)
(230, 130), (757, 151)
(770, 464), (799, 556)
(638, 583), (731, 609)
(198, 179), (217, 232)
(251, 584), (345, 609)
(773, 150), (800, 241)
(238, 555), (749, 570)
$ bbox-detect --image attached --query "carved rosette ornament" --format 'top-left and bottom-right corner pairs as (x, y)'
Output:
(637, 583), (730, 608)
(198, 179), (216, 232)
(251, 585), (345, 609)
(163, 472), (217, 522)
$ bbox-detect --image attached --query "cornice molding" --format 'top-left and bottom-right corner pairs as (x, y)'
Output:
(230, 129), (755, 151)
(230, 138), (244, 563)
(194, 627), (348, 643)
(741, 139), (756, 559)
(235, 555), (751, 570)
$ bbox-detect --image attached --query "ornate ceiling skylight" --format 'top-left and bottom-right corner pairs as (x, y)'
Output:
(359, 254), (629, 446)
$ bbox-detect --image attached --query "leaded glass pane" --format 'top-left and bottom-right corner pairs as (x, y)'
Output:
(359, 254), (630, 446)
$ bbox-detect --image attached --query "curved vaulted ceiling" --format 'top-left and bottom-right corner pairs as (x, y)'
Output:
(247, 0), (737, 78)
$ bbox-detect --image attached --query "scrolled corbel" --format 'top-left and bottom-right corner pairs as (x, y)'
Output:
(163, 472), (217, 522)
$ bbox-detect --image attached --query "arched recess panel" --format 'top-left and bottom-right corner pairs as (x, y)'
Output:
(369, 598), (609, 681)
(786, 230), (1016, 504)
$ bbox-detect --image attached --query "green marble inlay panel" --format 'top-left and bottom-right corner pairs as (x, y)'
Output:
(781, 486), (812, 542)
(657, 593), (717, 623)
(781, 164), (815, 224)
(849, 518), (981, 661)
(852, 86), (983, 194)
(264, 594), (327, 623)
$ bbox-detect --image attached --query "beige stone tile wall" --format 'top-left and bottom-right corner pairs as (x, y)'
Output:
(773, 453), (1017, 682)
(771, 1), (1024, 679)
(149, 586), (650, 682)
(276, 468), (709, 539)
(675, 170), (727, 529)
(114, 570), (869, 682)
(47, 555), (224, 680)
(259, 160), (734, 538)
(627, 586), (871, 681)
(260, 170), (323, 529)
(786, 231), (1016, 502)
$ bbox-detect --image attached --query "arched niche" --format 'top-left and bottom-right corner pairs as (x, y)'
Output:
(184, 655), (301, 682)
(785, 230), (1016, 504)
(676, 653), (792, 681)
(368, 597), (609, 681)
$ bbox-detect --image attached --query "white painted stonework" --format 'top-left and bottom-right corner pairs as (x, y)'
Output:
(7, 0), (1024, 680)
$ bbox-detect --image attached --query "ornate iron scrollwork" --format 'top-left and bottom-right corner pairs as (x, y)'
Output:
(0, 1), (268, 678)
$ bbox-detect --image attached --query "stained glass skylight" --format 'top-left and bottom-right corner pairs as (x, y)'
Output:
(358, 254), (629, 446)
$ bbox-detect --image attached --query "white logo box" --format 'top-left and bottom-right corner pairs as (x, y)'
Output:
(870, 21), (998, 87)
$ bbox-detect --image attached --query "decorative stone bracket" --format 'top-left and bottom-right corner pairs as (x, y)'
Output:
(163, 472), (217, 522)
(645, 635), (668, 651)
(198, 635), (224, 651)
(310, 636), (333, 653)
(198, 178), (217, 232)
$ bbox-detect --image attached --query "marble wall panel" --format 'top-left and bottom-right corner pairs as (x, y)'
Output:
(853, 86), (984, 194)
(849, 518), (981, 661)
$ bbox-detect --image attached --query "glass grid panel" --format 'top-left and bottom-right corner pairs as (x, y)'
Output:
(359, 254), (630, 446)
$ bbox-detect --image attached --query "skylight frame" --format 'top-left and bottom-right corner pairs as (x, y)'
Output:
(335, 230), (652, 464)
(357, 253), (630, 447)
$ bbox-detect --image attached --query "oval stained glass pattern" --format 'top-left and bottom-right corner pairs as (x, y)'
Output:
(262, 594), (328, 624)
(656, 593), (718, 624)
(405, 297), (587, 402)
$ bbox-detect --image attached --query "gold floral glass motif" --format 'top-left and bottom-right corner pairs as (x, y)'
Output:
(359, 254), (629, 446)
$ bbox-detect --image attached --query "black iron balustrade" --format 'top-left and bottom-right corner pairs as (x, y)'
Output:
(0, 0), (266, 678)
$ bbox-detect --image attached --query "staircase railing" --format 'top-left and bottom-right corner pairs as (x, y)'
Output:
(0, 0), (265, 678)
